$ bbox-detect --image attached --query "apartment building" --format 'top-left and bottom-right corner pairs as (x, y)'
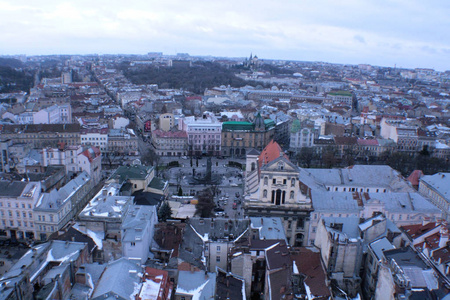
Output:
(179, 113), (222, 156)
(0, 181), (41, 240)
(151, 129), (187, 157)
(1, 124), (81, 148)
(221, 113), (275, 157)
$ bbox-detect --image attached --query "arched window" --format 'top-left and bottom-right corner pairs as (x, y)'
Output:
(263, 190), (268, 198)
(264, 177), (268, 185)
(290, 191), (295, 199)
(251, 162), (256, 172)
(291, 178), (295, 187)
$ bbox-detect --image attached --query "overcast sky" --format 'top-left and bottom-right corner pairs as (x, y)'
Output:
(1, 0), (449, 70)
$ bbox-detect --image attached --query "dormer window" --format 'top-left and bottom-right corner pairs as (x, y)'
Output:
(278, 162), (284, 170)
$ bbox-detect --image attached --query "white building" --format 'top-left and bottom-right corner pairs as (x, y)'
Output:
(33, 172), (91, 240)
(41, 145), (102, 185)
(80, 128), (108, 152)
(419, 173), (450, 220)
(121, 205), (158, 264)
(179, 113), (222, 156)
(0, 181), (41, 240)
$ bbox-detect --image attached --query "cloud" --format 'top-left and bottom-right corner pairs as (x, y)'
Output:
(0, 0), (449, 70)
(354, 35), (366, 44)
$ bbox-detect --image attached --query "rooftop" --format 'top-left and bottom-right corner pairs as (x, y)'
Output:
(176, 270), (216, 298)
(109, 165), (153, 182)
(91, 258), (142, 300)
(420, 173), (450, 200)
(250, 217), (287, 241)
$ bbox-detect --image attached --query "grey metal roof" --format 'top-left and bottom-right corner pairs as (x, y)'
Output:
(305, 165), (413, 192)
(311, 190), (361, 212)
(369, 237), (395, 260)
(363, 192), (441, 214)
(91, 258), (142, 300)
(121, 205), (157, 243)
(0, 181), (28, 197)
(321, 216), (361, 238)
(250, 217), (287, 241)
(176, 270), (216, 298)
(420, 173), (450, 200)
(35, 172), (90, 211)
(80, 183), (133, 220)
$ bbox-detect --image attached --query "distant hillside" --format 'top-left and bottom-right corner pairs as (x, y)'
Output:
(0, 58), (24, 68)
(0, 66), (33, 93)
(121, 61), (262, 94)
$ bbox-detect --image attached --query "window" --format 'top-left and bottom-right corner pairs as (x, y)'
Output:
(273, 179), (276, 184)
(312, 226), (317, 233)
(264, 177), (268, 185)
(217, 246), (221, 252)
(290, 191), (295, 199)
(263, 190), (268, 198)
(216, 256), (220, 262)
(283, 179), (287, 185)
(131, 242), (136, 246)
(291, 178), (295, 187)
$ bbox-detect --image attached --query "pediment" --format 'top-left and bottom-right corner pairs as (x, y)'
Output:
(261, 156), (298, 173)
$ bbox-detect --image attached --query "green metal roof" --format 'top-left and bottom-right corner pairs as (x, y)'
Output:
(264, 119), (275, 128)
(148, 177), (167, 190)
(110, 165), (153, 181)
(328, 91), (352, 96)
(222, 121), (255, 131)
(290, 119), (302, 133)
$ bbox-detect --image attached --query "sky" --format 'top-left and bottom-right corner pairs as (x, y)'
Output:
(1, 0), (449, 71)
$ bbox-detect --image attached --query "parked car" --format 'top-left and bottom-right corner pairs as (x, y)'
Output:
(215, 211), (226, 217)
(232, 202), (238, 210)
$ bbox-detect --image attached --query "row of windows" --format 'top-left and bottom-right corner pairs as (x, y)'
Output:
(264, 177), (296, 187)
(262, 190), (295, 199)
(81, 137), (107, 141)
(327, 187), (387, 193)
(0, 202), (32, 209)
(1, 219), (34, 228)
(0, 210), (33, 219)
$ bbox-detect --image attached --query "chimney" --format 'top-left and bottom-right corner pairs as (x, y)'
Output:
(422, 217), (431, 226)
(439, 227), (449, 248)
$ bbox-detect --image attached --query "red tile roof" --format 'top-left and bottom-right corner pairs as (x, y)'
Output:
(258, 140), (288, 170)
(357, 139), (379, 146)
(401, 222), (440, 239)
(422, 232), (441, 250)
(152, 129), (187, 138)
(432, 245), (450, 264)
(291, 248), (331, 299)
(81, 146), (101, 162)
(407, 170), (424, 186)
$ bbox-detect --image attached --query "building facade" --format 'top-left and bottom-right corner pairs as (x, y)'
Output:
(179, 113), (222, 157)
(221, 113), (275, 157)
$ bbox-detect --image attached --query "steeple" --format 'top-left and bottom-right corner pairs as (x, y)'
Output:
(254, 112), (264, 131)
